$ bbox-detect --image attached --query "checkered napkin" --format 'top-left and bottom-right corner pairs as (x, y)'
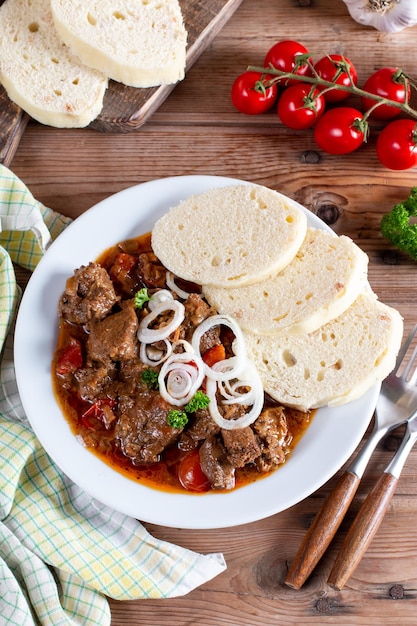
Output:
(0, 165), (226, 626)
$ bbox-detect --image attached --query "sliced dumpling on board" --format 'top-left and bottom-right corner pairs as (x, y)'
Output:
(50, 0), (187, 87)
(0, 0), (108, 128)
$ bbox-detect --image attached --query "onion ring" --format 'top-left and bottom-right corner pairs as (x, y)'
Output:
(166, 271), (192, 300)
(139, 339), (172, 366)
(158, 352), (206, 406)
(138, 299), (185, 343)
(206, 360), (264, 430)
(191, 314), (247, 381)
(148, 289), (174, 311)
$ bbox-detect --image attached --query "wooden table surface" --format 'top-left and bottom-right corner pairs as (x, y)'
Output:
(7, 0), (417, 623)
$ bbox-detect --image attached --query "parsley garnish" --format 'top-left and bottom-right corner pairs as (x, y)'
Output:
(184, 390), (210, 413)
(381, 187), (417, 260)
(134, 288), (151, 309)
(141, 368), (159, 390)
(166, 391), (210, 429)
(167, 410), (188, 429)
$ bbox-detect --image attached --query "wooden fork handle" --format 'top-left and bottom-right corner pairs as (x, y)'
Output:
(285, 471), (360, 590)
(327, 472), (398, 590)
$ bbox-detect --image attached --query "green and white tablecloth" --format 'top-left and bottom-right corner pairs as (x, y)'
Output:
(0, 164), (226, 626)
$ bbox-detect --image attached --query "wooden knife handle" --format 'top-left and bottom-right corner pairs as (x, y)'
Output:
(285, 471), (360, 590)
(327, 472), (398, 590)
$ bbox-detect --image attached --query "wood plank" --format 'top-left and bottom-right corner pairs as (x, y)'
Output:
(9, 1), (417, 623)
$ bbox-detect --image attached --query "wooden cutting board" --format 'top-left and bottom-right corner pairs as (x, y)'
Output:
(0, 0), (244, 166)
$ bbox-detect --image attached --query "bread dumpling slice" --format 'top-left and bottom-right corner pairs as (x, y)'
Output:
(203, 228), (369, 336)
(0, 0), (108, 128)
(50, 0), (187, 88)
(151, 184), (308, 288)
(244, 292), (403, 411)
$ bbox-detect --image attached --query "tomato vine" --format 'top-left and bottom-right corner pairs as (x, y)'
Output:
(230, 41), (417, 169)
(249, 56), (417, 121)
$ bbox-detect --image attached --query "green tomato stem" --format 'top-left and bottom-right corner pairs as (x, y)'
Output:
(249, 61), (417, 121)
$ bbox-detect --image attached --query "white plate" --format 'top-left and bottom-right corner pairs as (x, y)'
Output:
(14, 175), (378, 529)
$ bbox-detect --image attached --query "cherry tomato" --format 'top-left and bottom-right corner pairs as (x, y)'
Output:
(376, 119), (417, 170)
(177, 449), (211, 492)
(277, 83), (325, 130)
(361, 68), (410, 120)
(313, 54), (358, 103)
(231, 71), (278, 115)
(314, 107), (366, 155)
(264, 40), (311, 86)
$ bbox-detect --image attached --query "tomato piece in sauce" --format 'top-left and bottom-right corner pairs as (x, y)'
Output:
(55, 337), (83, 376)
(203, 343), (226, 368)
(177, 449), (211, 492)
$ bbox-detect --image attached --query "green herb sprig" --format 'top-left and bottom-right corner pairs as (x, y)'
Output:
(381, 187), (417, 260)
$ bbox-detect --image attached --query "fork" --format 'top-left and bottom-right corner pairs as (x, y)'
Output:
(327, 405), (417, 589)
(285, 323), (417, 590)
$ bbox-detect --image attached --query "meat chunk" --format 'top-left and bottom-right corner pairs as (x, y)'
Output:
(199, 438), (235, 490)
(58, 263), (119, 324)
(180, 293), (220, 350)
(74, 358), (116, 402)
(137, 252), (166, 288)
(115, 392), (180, 464)
(86, 304), (139, 363)
(178, 408), (220, 451)
(222, 427), (261, 468)
(253, 407), (292, 471)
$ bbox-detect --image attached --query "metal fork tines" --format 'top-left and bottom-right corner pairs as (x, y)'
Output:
(285, 323), (417, 591)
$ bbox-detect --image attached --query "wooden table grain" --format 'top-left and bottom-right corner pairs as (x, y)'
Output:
(8, 0), (417, 623)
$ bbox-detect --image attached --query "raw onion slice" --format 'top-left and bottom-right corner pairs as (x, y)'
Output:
(166, 271), (192, 300)
(158, 352), (206, 406)
(148, 289), (174, 311)
(171, 339), (194, 354)
(138, 299), (185, 343)
(139, 339), (172, 366)
(206, 360), (264, 430)
(191, 314), (246, 381)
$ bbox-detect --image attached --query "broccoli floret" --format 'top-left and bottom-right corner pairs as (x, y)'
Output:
(381, 187), (417, 260)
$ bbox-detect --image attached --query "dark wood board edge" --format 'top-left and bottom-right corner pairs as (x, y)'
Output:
(0, 85), (30, 168)
(0, 0), (30, 167)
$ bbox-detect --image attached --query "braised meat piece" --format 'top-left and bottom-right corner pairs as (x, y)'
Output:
(58, 262), (119, 325)
(115, 392), (181, 464)
(178, 408), (220, 451)
(118, 358), (152, 396)
(86, 304), (138, 363)
(253, 407), (293, 471)
(74, 358), (116, 402)
(199, 438), (236, 490)
(137, 252), (166, 288)
(222, 427), (261, 468)
(180, 293), (220, 350)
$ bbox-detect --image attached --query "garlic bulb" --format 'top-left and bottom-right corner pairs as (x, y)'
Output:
(342, 0), (417, 33)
